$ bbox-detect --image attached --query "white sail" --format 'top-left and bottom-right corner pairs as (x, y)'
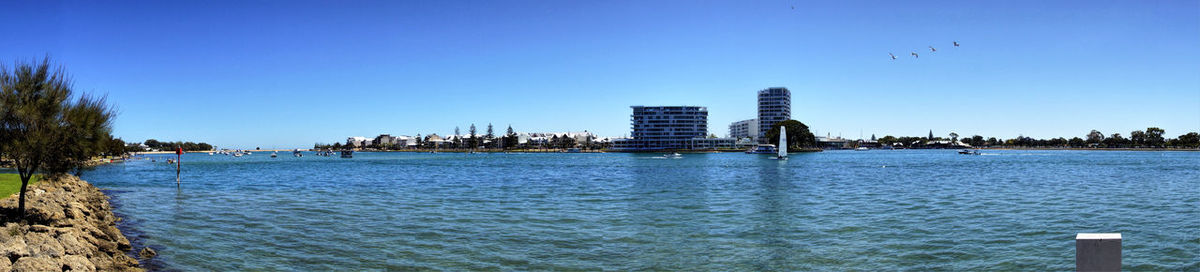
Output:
(778, 126), (788, 158)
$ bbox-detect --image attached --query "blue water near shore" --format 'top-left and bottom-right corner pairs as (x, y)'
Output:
(81, 150), (1199, 271)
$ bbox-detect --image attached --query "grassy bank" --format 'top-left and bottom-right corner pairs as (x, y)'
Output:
(0, 173), (39, 198)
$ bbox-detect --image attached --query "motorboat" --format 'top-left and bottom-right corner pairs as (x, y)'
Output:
(855, 147), (869, 151)
(340, 150), (353, 158)
(958, 149), (980, 155)
(745, 144), (778, 154)
(662, 153), (682, 159)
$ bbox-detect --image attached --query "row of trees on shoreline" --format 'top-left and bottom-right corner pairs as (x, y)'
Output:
(872, 127), (1199, 149)
(315, 123), (612, 151)
(138, 139), (213, 152)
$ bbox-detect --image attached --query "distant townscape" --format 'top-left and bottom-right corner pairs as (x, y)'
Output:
(324, 87), (1200, 152)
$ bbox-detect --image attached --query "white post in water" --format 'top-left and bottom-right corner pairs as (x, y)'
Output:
(1076, 233), (1121, 272)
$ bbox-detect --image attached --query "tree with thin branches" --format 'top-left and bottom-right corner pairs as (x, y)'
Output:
(0, 57), (116, 218)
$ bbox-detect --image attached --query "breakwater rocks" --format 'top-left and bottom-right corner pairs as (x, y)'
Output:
(0, 175), (143, 271)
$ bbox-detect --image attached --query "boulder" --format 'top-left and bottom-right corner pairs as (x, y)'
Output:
(24, 232), (65, 258)
(0, 236), (31, 260)
(137, 247), (156, 259)
(11, 256), (61, 272)
(62, 254), (96, 272)
(104, 226), (131, 251)
(58, 232), (94, 256)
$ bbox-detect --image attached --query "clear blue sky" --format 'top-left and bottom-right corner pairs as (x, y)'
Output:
(2, 0), (1197, 148)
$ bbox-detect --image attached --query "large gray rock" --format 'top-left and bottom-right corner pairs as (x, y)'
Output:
(11, 256), (62, 272)
(0, 256), (11, 272)
(138, 247), (156, 259)
(58, 231), (94, 256)
(0, 236), (31, 260)
(62, 254), (97, 272)
(24, 232), (66, 258)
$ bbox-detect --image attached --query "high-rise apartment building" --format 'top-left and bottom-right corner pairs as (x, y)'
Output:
(757, 87), (791, 142)
(618, 106), (708, 150)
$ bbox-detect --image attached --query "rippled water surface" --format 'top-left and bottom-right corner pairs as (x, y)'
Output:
(81, 150), (1199, 271)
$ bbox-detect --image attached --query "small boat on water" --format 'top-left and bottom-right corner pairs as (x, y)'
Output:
(340, 150), (353, 158)
(270, 151), (278, 158)
(855, 147), (869, 151)
(775, 126), (788, 160)
(293, 149), (303, 157)
(958, 149), (980, 155)
(745, 144), (778, 154)
(662, 153), (682, 159)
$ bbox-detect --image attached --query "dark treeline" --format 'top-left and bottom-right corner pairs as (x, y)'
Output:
(314, 124), (612, 151)
(139, 139), (213, 152)
(876, 127), (1199, 148)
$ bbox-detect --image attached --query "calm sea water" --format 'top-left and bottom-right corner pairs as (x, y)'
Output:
(81, 150), (1199, 271)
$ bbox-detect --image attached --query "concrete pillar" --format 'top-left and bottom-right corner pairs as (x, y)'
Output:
(1076, 233), (1121, 272)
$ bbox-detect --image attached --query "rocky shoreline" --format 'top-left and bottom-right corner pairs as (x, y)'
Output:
(0, 175), (144, 271)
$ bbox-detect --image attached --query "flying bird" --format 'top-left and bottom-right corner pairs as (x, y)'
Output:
(929, 46), (937, 52)
(953, 41), (960, 47)
(911, 52), (919, 58)
(889, 53), (897, 60)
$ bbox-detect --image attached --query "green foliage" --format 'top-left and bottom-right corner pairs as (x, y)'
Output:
(763, 120), (817, 149)
(1130, 130), (1146, 146)
(877, 135), (898, 146)
(1086, 130), (1104, 144)
(0, 57), (116, 217)
(1068, 137), (1085, 147)
(143, 139), (213, 151)
(1145, 127), (1165, 147)
(1171, 132), (1199, 148)
(503, 125), (518, 149)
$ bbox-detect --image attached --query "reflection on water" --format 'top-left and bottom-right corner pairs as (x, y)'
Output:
(82, 150), (1200, 271)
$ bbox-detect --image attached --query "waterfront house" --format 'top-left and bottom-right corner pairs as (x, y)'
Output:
(346, 136), (370, 147)
(373, 134), (395, 147)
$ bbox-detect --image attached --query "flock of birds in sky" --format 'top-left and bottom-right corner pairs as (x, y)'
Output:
(786, 5), (961, 62)
(890, 41), (960, 60)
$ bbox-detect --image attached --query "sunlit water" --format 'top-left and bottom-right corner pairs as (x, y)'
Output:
(80, 150), (1199, 271)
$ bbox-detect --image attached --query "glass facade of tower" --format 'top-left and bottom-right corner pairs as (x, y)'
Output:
(619, 106), (708, 150)
(757, 87), (791, 142)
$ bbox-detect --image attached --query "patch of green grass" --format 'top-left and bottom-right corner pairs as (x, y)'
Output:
(0, 173), (39, 199)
